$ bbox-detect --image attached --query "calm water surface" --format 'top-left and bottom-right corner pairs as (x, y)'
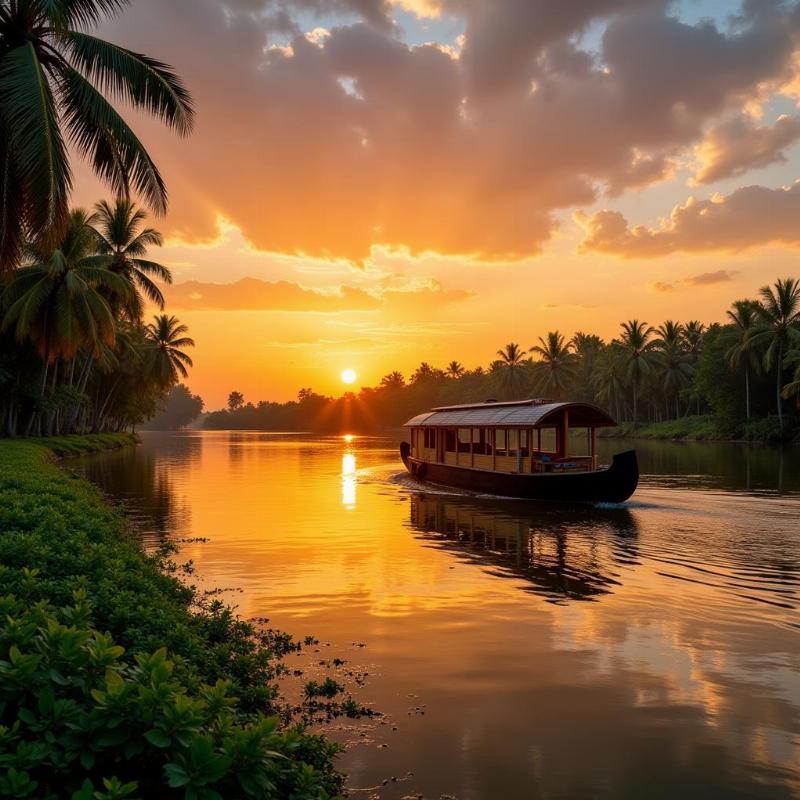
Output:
(79, 432), (800, 800)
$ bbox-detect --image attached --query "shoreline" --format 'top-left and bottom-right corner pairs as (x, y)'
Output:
(0, 435), (343, 798)
(599, 415), (800, 445)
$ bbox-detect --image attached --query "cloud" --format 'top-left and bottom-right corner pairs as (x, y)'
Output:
(693, 114), (800, 184)
(651, 270), (738, 293)
(166, 278), (378, 311)
(90, 1), (800, 261)
(685, 269), (738, 286)
(165, 277), (471, 312)
(576, 182), (800, 258)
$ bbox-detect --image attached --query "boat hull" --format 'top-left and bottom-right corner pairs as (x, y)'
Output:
(400, 442), (638, 504)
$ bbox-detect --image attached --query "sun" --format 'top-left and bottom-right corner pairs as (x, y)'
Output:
(341, 369), (357, 385)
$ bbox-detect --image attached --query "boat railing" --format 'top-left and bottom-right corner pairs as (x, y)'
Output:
(532, 454), (594, 473)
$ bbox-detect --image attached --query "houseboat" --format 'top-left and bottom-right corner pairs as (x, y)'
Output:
(400, 399), (638, 503)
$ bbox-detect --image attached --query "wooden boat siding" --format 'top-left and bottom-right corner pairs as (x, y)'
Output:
(401, 444), (639, 504)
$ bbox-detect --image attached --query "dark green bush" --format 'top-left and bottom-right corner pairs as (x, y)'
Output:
(0, 593), (338, 799)
(740, 415), (798, 443)
(0, 439), (342, 798)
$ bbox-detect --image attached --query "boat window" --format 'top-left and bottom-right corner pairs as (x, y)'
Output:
(508, 429), (518, 456)
(494, 428), (507, 456)
(445, 428), (457, 452)
(458, 428), (471, 453)
(424, 428), (436, 448)
(485, 428), (493, 456)
(568, 427), (591, 457)
(520, 429), (529, 457)
(472, 428), (487, 455)
(538, 427), (558, 453)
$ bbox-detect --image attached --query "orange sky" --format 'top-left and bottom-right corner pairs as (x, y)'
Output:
(72, 0), (800, 407)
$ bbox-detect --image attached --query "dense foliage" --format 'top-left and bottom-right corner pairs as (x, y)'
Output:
(0, 0), (193, 269)
(144, 384), (204, 430)
(0, 438), (342, 798)
(0, 201), (194, 437)
(206, 278), (800, 441)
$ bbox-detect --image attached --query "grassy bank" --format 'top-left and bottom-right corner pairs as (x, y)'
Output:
(0, 436), (341, 799)
(600, 414), (800, 443)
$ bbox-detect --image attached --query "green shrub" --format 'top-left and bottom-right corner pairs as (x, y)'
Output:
(0, 594), (339, 799)
(0, 438), (343, 798)
(740, 415), (798, 443)
(600, 415), (721, 440)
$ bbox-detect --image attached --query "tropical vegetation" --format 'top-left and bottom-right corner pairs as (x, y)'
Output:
(0, 437), (343, 799)
(0, 0), (193, 270)
(1, 5), (346, 799)
(0, 200), (193, 437)
(207, 278), (800, 442)
(144, 384), (204, 430)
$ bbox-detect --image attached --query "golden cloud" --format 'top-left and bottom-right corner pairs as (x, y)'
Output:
(165, 277), (471, 313)
(576, 182), (800, 258)
(92, 1), (800, 261)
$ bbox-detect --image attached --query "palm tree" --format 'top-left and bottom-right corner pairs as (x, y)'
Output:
(618, 320), (657, 423)
(782, 348), (800, 402)
(380, 371), (405, 390)
(592, 344), (626, 421)
(659, 343), (692, 420)
(530, 331), (576, 399)
(228, 391), (245, 412)
(656, 320), (684, 349)
(446, 360), (465, 379)
(751, 278), (800, 427)
(495, 342), (528, 399)
(1, 209), (128, 367)
(682, 321), (705, 357)
(91, 198), (171, 319)
(571, 332), (604, 401)
(0, 0), (194, 269)
(725, 300), (761, 420)
(654, 321), (688, 419)
(411, 362), (441, 384)
(146, 314), (194, 388)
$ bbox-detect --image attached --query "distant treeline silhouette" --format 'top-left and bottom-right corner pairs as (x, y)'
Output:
(202, 277), (800, 441)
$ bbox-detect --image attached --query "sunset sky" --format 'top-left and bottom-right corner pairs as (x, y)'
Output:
(73, 0), (800, 408)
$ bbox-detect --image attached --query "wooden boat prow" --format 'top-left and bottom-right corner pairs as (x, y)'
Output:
(400, 399), (638, 504)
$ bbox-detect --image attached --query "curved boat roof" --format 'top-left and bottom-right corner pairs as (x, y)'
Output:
(403, 399), (616, 428)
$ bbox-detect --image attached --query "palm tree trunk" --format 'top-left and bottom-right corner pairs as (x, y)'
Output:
(745, 366), (750, 421)
(46, 360), (60, 437)
(64, 354), (94, 433)
(776, 343), (783, 428)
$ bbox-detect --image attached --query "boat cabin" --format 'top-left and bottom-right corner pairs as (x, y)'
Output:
(404, 399), (617, 475)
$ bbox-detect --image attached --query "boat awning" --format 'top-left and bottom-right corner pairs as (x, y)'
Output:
(403, 400), (616, 428)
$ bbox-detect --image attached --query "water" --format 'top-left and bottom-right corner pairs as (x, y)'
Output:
(77, 432), (800, 799)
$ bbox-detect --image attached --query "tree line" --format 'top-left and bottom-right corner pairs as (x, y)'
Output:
(206, 277), (800, 441)
(0, 200), (195, 436)
(0, 0), (198, 439)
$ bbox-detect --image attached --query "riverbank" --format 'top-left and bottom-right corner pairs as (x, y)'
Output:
(600, 414), (800, 443)
(0, 436), (341, 799)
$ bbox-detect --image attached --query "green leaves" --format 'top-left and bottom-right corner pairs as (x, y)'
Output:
(61, 69), (169, 216)
(0, 442), (344, 798)
(0, 0), (193, 270)
(0, 594), (340, 798)
(62, 33), (195, 137)
(0, 42), (71, 249)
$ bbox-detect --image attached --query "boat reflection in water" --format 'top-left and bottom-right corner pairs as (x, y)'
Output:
(408, 492), (640, 602)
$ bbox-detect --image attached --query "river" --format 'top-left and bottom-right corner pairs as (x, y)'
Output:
(77, 432), (800, 800)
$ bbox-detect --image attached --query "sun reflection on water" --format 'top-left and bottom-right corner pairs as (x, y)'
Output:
(341, 450), (356, 510)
